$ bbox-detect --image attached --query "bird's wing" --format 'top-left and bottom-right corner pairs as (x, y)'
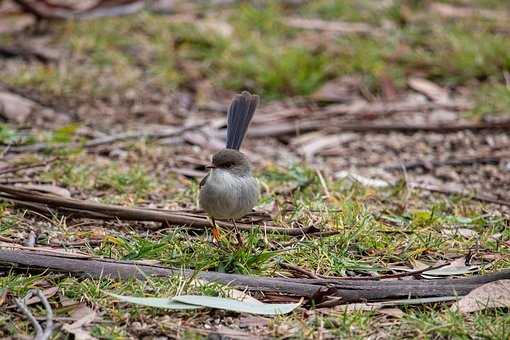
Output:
(199, 172), (210, 188)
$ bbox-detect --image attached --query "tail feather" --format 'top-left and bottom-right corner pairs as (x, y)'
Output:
(226, 91), (259, 150)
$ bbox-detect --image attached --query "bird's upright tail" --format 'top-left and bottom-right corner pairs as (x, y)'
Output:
(226, 91), (259, 150)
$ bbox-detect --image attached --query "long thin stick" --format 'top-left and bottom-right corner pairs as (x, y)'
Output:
(247, 119), (510, 138)
(2, 249), (510, 302)
(7, 123), (206, 153)
(411, 182), (510, 207)
(0, 158), (59, 176)
(0, 185), (323, 236)
(385, 154), (508, 171)
(8, 123), (206, 153)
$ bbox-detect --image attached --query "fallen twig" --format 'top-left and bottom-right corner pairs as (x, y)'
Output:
(283, 17), (374, 35)
(12, 0), (147, 20)
(0, 45), (57, 63)
(15, 289), (54, 340)
(0, 158), (59, 176)
(247, 119), (510, 138)
(280, 262), (320, 279)
(307, 263), (452, 281)
(385, 154), (508, 171)
(411, 182), (510, 208)
(0, 185), (324, 236)
(7, 123), (206, 153)
(2, 249), (510, 302)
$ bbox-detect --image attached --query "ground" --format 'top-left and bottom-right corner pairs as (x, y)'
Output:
(0, 0), (509, 339)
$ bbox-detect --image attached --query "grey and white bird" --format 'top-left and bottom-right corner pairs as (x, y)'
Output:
(199, 91), (260, 240)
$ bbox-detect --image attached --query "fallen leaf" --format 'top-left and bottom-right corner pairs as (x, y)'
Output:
(0, 289), (8, 306)
(422, 257), (479, 278)
(0, 91), (36, 124)
(335, 171), (391, 188)
(298, 134), (356, 159)
(108, 292), (301, 315)
(442, 228), (479, 239)
(19, 184), (71, 198)
(197, 20), (233, 38)
(284, 17), (373, 34)
(182, 131), (224, 151)
(451, 280), (510, 314)
(62, 310), (97, 340)
(228, 289), (263, 305)
(106, 293), (202, 310)
(239, 315), (270, 328)
(173, 295), (301, 315)
(429, 2), (508, 21)
(310, 76), (361, 103)
(22, 287), (58, 306)
(378, 307), (404, 318)
(334, 302), (381, 312)
(210, 325), (263, 340)
(408, 77), (450, 104)
(69, 303), (96, 321)
(331, 296), (459, 313)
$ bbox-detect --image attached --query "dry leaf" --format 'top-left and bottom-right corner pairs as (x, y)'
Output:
(408, 77), (449, 104)
(298, 134), (356, 159)
(70, 303), (96, 321)
(197, 20), (233, 38)
(0, 91), (36, 124)
(0, 14), (35, 34)
(335, 171), (391, 188)
(62, 311), (97, 340)
(334, 302), (381, 312)
(6, 287), (58, 308)
(0, 289), (8, 306)
(310, 76), (361, 103)
(422, 257), (479, 278)
(212, 325), (263, 340)
(451, 280), (510, 314)
(442, 228), (479, 239)
(239, 315), (270, 328)
(19, 184), (71, 198)
(378, 307), (404, 318)
(228, 289), (263, 305)
(183, 131), (224, 151)
(429, 2), (507, 21)
(284, 17), (372, 34)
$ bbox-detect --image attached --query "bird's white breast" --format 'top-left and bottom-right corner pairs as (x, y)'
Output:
(199, 169), (259, 220)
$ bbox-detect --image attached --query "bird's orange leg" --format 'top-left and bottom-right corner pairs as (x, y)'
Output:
(211, 217), (221, 242)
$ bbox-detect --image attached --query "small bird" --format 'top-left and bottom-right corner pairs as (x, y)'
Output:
(199, 91), (260, 241)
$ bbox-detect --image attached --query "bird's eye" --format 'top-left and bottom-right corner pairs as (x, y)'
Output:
(224, 162), (233, 168)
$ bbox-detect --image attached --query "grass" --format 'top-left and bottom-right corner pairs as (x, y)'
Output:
(2, 155), (509, 338)
(470, 82), (510, 117)
(1, 0), (510, 338)
(2, 1), (508, 103)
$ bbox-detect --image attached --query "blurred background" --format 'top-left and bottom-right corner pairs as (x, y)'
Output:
(0, 0), (509, 202)
(1, 2), (510, 337)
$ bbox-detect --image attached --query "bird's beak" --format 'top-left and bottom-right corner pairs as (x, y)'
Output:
(206, 165), (216, 169)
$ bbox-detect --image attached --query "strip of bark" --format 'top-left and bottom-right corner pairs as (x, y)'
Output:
(0, 185), (321, 236)
(385, 154), (508, 171)
(12, 0), (146, 20)
(0, 158), (59, 176)
(411, 182), (510, 208)
(8, 123), (206, 153)
(248, 120), (510, 138)
(1, 249), (509, 302)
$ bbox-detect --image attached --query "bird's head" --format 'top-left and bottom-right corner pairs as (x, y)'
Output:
(207, 149), (251, 176)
